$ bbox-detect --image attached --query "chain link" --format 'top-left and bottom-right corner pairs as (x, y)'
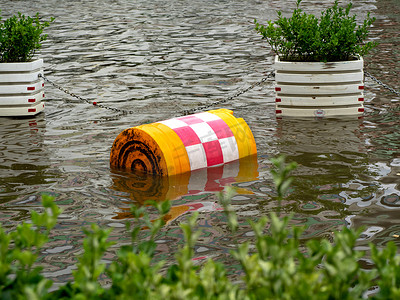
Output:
(40, 70), (398, 118)
(39, 72), (275, 117)
(181, 72), (275, 115)
(365, 71), (400, 97)
(39, 74), (136, 115)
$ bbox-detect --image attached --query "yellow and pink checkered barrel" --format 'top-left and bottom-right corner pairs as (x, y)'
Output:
(110, 109), (257, 176)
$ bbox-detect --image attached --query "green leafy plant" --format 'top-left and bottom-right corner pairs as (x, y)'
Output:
(0, 195), (61, 299)
(270, 155), (297, 214)
(0, 11), (54, 63)
(254, 0), (377, 62)
(3, 156), (400, 299)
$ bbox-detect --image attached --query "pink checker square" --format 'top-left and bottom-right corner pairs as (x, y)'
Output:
(173, 126), (201, 146)
(203, 140), (224, 167)
(206, 119), (234, 139)
(178, 115), (204, 125)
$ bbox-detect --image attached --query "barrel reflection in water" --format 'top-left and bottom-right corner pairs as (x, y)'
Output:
(110, 155), (258, 221)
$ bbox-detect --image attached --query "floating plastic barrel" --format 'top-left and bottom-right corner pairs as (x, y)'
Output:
(110, 109), (257, 176)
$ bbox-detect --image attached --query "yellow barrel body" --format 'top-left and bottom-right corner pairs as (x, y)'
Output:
(110, 109), (257, 176)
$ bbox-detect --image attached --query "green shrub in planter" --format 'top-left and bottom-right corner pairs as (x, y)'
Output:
(0, 11), (54, 63)
(254, 0), (378, 62)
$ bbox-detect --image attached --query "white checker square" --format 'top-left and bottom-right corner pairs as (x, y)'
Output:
(194, 112), (221, 122)
(219, 137), (239, 163)
(159, 118), (188, 129)
(190, 122), (218, 143)
(185, 144), (207, 171)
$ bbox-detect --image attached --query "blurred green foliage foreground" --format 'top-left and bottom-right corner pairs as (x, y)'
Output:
(1, 156), (400, 299)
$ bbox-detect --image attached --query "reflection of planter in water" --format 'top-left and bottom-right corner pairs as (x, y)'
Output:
(110, 109), (257, 176)
(0, 59), (45, 117)
(274, 56), (364, 118)
(276, 118), (366, 154)
(0, 114), (58, 202)
(275, 118), (376, 217)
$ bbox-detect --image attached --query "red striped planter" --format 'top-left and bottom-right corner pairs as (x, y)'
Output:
(274, 55), (364, 118)
(0, 59), (45, 117)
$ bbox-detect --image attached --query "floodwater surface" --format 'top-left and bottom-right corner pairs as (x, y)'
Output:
(0, 0), (399, 285)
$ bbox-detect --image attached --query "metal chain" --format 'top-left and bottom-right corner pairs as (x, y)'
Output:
(365, 71), (400, 97)
(181, 71), (275, 115)
(39, 74), (135, 115)
(40, 72), (275, 116)
(40, 70), (398, 118)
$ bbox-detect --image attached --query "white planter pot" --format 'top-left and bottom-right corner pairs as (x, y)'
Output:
(0, 59), (45, 117)
(274, 55), (364, 118)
